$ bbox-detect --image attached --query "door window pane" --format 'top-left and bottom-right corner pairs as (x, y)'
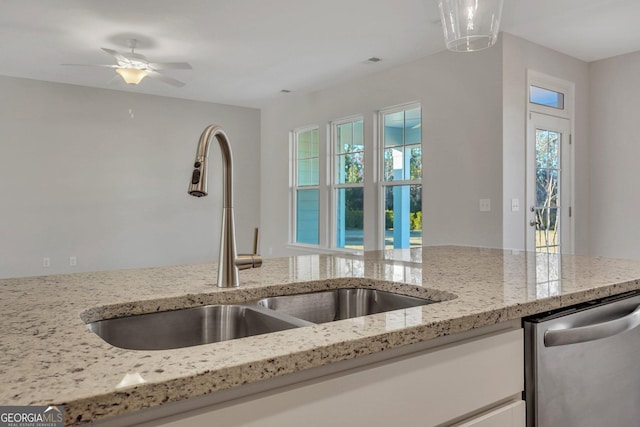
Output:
(535, 127), (561, 253)
(534, 207), (559, 252)
(536, 129), (560, 209)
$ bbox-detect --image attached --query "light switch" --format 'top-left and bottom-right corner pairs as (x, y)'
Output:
(511, 198), (520, 212)
(480, 198), (491, 212)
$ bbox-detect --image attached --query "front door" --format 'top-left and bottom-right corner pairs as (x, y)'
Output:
(526, 112), (572, 254)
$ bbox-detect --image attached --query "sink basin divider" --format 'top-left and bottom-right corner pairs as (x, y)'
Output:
(243, 303), (316, 328)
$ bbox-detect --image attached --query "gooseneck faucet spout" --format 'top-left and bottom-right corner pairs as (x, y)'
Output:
(188, 124), (261, 287)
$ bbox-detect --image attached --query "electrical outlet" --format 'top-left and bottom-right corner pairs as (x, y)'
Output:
(69, 256), (77, 266)
(479, 198), (491, 212)
(42, 257), (51, 268)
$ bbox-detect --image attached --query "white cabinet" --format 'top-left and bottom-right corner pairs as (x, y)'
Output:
(457, 401), (526, 427)
(134, 322), (524, 427)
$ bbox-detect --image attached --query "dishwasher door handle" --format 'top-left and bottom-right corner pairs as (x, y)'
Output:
(544, 304), (640, 347)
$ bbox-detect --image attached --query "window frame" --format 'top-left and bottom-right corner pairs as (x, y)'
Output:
(329, 115), (365, 251)
(290, 125), (321, 247)
(377, 102), (423, 250)
(527, 70), (572, 119)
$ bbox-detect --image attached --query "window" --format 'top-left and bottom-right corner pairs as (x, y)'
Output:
(380, 104), (422, 249)
(331, 118), (364, 250)
(289, 102), (423, 252)
(293, 127), (319, 245)
(530, 85), (564, 110)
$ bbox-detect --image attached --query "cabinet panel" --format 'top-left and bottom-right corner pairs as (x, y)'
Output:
(150, 329), (523, 427)
(457, 401), (526, 427)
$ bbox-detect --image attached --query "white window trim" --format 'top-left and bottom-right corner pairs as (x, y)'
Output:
(527, 70), (574, 119)
(290, 125), (320, 247)
(329, 115), (365, 250)
(377, 102), (423, 250)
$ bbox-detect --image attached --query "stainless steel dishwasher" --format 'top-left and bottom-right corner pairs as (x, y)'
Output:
(524, 290), (640, 427)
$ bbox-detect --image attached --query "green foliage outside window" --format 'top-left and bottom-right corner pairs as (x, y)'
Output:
(385, 210), (422, 231)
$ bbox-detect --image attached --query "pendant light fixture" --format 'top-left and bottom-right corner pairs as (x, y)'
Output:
(438, 0), (504, 52)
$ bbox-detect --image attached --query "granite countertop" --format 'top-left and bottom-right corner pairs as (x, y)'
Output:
(2, 246), (640, 425)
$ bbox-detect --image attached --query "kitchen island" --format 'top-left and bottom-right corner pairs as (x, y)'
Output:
(2, 246), (640, 426)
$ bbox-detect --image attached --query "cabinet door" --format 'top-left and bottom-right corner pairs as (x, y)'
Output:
(457, 401), (526, 427)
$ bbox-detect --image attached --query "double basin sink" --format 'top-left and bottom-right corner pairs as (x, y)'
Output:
(87, 288), (438, 351)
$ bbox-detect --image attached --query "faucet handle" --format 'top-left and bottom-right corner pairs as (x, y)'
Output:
(237, 227), (262, 270)
(252, 227), (259, 255)
(236, 254), (262, 270)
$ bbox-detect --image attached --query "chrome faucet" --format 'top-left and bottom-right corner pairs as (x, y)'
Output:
(188, 124), (261, 287)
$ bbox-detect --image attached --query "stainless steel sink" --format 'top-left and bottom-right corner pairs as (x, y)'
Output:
(87, 288), (439, 350)
(87, 305), (310, 350)
(257, 288), (434, 324)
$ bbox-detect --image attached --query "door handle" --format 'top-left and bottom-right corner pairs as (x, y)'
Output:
(544, 304), (640, 347)
(529, 219), (540, 227)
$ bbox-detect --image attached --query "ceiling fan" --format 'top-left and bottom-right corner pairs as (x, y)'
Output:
(63, 39), (192, 87)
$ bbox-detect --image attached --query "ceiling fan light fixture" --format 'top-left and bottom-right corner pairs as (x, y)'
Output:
(115, 67), (148, 84)
(438, 0), (504, 52)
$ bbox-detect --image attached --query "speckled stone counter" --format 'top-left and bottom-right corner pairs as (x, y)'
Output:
(2, 246), (640, 425)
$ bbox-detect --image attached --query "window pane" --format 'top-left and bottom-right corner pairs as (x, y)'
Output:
(382, 107), (422, 181)
(336, 187), (364, 249)
(384, 112), (405, 147)
(298, 129), (318, 158)
(534, 207), (559, 252)
(384, 184), (422, 249)
(535, 129), (560, 209)
(536, 169), (549, 207)
(337, 152), (364, 184)
(383, 148), (396, 181)
(535, 130), (549, 169)
(297, 158), (319, 186)
(405, 108), (421, 145)
(336, 119), (364, 184)
(353, 120), (363, 147)
(530, 85), (564, 109)
(383, 145), (421, 181)
(296, 189), (319, 245)
(296, 127), (319, 185)
(409, 145), (422, 180)
(336, 122), (353, 154)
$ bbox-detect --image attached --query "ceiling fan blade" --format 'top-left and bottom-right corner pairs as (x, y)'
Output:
(61, 63), (119, 68)
(101, 47), (128, 64)
(147, 70), (186, 87)
(148, 62), (192, 70)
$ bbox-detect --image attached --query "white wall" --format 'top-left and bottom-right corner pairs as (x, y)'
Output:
(260, 44), (503, 257)
(589, 51), (640, 259)
(6, 33), (626, 279)
(501, 33), (590, 254)
(0, 76), (260, 278)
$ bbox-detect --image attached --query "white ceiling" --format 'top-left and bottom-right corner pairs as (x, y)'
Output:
(1, 0), (639, 108)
